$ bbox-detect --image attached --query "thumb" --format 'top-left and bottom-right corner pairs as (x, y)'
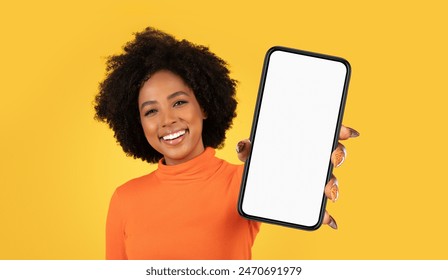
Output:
(236, 139), (251, 162)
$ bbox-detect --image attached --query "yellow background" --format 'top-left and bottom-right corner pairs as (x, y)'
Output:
(0, 0), (447, 259)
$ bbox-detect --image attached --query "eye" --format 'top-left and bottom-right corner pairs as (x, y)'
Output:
(173, 100), (188, 107)
(144, 108), (157, 117)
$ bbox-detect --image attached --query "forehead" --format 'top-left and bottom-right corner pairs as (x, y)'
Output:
(144, 70), (186, 87)
(139, 70), (192, 101)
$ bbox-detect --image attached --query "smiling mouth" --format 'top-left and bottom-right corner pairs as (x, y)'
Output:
(161, 130), (187, 141)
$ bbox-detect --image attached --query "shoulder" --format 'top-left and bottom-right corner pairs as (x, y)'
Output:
(113, 171), (156, 197)
(216, 157), (244, 176)
(211, 157), (245, 191)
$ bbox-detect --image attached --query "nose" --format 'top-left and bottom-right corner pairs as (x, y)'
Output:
(160, 108), (177, 127)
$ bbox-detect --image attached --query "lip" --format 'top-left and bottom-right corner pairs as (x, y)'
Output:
(159, 129), (188, 145)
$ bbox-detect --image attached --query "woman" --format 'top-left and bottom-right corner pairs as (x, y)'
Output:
(94, 27), (359, 260)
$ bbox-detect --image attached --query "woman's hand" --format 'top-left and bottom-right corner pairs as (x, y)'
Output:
(322, 125), (359, 229)
(236, 125), (360, 230)
(236, 139), (252, 162)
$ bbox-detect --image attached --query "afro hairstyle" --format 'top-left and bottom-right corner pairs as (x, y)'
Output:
(94, 27), (238, 163)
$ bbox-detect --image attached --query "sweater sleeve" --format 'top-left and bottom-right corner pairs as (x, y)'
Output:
(106, 189), (127, 260)
(236, 164), (262, 239)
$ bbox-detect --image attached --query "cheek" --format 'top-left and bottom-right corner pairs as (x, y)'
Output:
(141, 119), (159, 141)
(188, 107), (206, 126)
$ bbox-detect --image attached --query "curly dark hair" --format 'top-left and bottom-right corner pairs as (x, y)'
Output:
(94, 27), (238, 163)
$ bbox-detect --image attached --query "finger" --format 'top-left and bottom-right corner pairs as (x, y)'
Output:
(324, 175), (339, 203)
(323, 210), (338, 230)
(339, 125), (360, 140)
(236, 139), (251, 162)
(331, 142), (346, 167)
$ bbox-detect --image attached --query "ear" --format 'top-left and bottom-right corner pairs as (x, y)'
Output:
(201, 108), (208, 120)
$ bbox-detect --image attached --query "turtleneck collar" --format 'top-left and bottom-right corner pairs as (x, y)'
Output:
(154, 147), (223, 183)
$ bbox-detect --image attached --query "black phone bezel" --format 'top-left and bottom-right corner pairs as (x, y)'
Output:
(237, 46), (351, 231)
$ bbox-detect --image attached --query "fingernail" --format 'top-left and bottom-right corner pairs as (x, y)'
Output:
(330, 184), (339, 203)
(236, 141), (245, 153)
(332, 149), (345, 167)
(347, 127), (360, 138)
(328, 215), (338, 230)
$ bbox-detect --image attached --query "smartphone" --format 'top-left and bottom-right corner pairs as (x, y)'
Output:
(238, 46), (351, 230)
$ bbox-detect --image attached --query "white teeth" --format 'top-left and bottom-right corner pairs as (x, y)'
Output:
(162, 130), (186, 141)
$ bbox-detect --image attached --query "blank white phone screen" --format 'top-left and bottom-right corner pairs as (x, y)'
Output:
(240, 48), (349, 229)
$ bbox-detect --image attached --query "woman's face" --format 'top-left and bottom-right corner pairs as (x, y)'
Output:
(138, 70), (206, 165)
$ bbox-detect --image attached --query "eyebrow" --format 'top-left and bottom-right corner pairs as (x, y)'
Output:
(140, 91), (190, 110)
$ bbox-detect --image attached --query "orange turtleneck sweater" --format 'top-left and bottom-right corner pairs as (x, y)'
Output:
(106, 148), (260, 260)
